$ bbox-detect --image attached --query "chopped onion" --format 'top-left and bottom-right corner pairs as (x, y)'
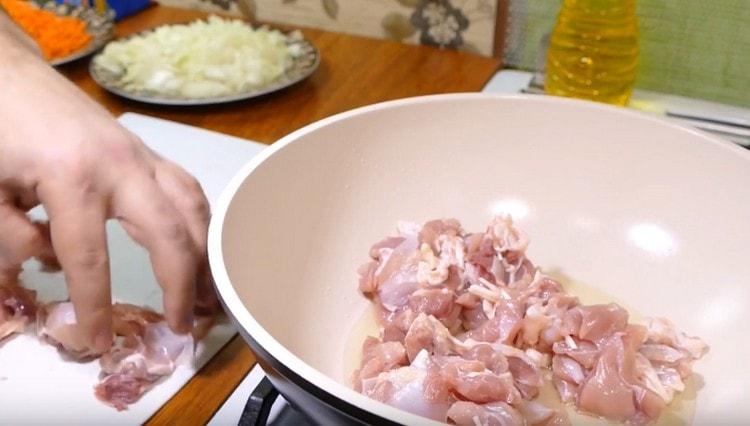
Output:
(95, 16), (300, 98)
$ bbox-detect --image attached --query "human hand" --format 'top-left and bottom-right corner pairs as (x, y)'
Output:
(0, 44), (218, 353)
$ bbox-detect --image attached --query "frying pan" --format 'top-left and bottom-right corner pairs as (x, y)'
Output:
(208, 94), (750, 425)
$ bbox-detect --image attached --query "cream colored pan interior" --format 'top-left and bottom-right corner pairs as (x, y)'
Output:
(209, 94), (750, 424)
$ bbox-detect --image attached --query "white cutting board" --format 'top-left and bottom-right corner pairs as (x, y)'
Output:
(0, 113), (267, 424)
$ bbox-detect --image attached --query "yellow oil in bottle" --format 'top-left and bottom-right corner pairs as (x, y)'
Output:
(545, 0), (639, 106)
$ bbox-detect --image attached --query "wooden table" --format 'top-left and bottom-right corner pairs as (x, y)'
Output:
(60, 5), (501, 424)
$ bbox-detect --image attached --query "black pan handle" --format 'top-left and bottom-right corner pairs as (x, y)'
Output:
(238, 376), (280, 426)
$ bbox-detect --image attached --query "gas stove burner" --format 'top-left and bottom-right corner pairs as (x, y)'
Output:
(239, 377), (313, 426)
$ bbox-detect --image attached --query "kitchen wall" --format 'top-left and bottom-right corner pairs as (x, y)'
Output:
(156, 0), (502, 56)
(158, 0), (749, 107)
(505, 0), (750, 107)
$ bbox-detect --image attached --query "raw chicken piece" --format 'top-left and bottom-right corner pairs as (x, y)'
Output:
(37, 302), (167, 359)
(507, 354), (544, 399)
(517, 274), (566, 305)
(651, 364), (686, 402)
(520, 305), (551, 348)
(465, 232), (497, 281)
(370, 236), (406, 260)
(417, 223), (465, 286)
(487, 216), (530, 286)
(404, 313), (456, 362)
(97, 303), (194, 410)
(459, 342), (509, 374)
(111, 303), (169, 335)
(39, 301), (198, 410)
(639, 344), (684, 365)
(455, 291), (480, 309)
(375, 237), (420, 311)
(518, 401), (570, 426)
(455, 339), (545, 401)
(551, 355), (585, 386)
(438, 356), (521, 404)
(533, 295), (581, 351)
(634, 352), (677, 404)
(461, 302), (489, 330)
(357, 261), (379, 295)
(446, 401), (524, 426)
(359, 236), (407, 295)
(551, 337), (599, 369)
(418, 219), (462, 252)
(642, 317), (709, 377)
(463, 216), (531, 289)
(409, 288), (455, 319)
(637, 318), (708, 404)
(577, 325), (665, 424)
(554, 378), (578, 404)
(0, 282), (36, 341)
(575, 304), (629, 343)
(96, 321), (194, 410)
(353, 337), (408, 390)
(487, 216), (529, 256)
(644, 318), (708, 359)
(577, 335), (640, 420)
(38, 302), (98, 359)
(362, 350), (452, 421)
(462, 299), (523, 345)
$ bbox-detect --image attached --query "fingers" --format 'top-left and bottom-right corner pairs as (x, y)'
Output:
(113, 174), (197, 334)
(37, 180), (112, 353)
(154, 162), (219, 314)
(0, 189), (52, 284)
(0, 203), (47, 266)
(154, 161), (210, 253)
(31, 221), (60, 271)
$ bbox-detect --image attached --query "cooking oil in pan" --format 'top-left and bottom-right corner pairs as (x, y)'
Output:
(343, 304), (380, 387)
(342, 275), (699, 424)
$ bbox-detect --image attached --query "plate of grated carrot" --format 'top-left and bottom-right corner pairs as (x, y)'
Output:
(0, 0), (114, 66)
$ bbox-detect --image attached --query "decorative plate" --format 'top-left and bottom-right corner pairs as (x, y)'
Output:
(41, 2), (115, 66)
(88, 23), (320, 106)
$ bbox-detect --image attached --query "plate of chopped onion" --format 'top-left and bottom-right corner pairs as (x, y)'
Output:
(89, 16), (320, 105)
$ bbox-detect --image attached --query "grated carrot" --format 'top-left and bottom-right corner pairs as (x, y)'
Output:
(0, 0), (92, 61)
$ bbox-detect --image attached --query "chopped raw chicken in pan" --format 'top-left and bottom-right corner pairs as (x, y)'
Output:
(355, 217), (708, 425)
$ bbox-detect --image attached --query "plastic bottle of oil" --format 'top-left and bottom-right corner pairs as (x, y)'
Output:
(545, 0), (639, 106)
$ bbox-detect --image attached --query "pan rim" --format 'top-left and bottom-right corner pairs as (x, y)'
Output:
(207, 93), (749, 423)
